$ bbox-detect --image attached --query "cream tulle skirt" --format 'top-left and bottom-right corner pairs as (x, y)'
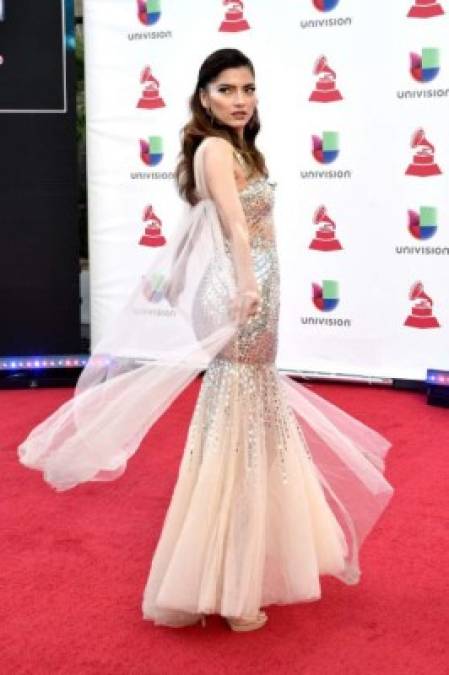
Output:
(142, 358), (351, 626)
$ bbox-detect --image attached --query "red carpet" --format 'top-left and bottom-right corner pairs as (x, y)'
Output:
(1, 379), (448, 675)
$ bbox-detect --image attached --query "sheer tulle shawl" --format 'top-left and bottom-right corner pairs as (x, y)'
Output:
(18, 193), (239, 490)
(279, 375), (393, 582)
(18, 138), (393, 581)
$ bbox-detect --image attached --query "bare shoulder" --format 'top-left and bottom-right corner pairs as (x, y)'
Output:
(195, 138), (231, 182)
(201, 136), (234, 155)
(199, 137), (247, 192)
(201, 136), (247, 188)
(201, 136), (234, 163)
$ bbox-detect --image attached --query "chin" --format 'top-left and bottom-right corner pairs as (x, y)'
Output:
(227, 120), (245, 131)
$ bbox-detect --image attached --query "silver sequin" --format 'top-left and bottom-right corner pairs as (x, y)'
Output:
(185, 178), (309, 482)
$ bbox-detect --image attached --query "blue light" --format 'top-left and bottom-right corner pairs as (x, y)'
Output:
(0, 355), (89, 371)
(426, 368), (449, 385)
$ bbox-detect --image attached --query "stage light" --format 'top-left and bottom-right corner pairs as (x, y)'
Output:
(426, 369), (449, 407)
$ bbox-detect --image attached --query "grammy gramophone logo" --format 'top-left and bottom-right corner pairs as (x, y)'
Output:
(312, 131), (339, 164)
(137, 0), (161, 26)
(219, 0), (250, 32)
(137, 65), (166, 109)
(404, 281), (440, 328)
(309, 56), (343, 102)
(405, 128), (442, 176)
(407, 0), (444, 18)
(140, 135), (164, 166)
(139, 204), (166, 247)
(312, 0), (340, 11)
(410, 48), (440, 82)
(309, 205), (343, 251)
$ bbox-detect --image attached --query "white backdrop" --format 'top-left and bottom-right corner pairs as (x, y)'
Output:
(84, 0), (449, 381)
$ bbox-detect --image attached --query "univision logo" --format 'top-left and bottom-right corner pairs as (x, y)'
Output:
(397, 47), (448, 97)
(301, 0), (351, 28)
(312, 131), (339, 164)
(312, 0), (340, 11)
(131, 135), (174, 180)
(142, 272), (168, 303)
(395, 206), (449, 256)
(408, 206), (437, 239)
(129, 0), (172, 41)
(410, 48), (440, 82)
(140, 136), (163, 166)
(302, 131), (351, 178)
(312, 280), (339, 311)
(137, 0), (161, 26)
(300, 279), (351, 326)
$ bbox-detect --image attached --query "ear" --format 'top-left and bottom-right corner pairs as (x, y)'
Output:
(199, 87), (209, 110)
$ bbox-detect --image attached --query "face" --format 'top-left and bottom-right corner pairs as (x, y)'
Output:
(200, 66), (258, 133)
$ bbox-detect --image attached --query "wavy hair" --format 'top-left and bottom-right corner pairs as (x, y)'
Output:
(175, 48), (268, 205)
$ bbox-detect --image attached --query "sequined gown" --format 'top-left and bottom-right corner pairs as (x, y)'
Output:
(142, 175), (349, 626)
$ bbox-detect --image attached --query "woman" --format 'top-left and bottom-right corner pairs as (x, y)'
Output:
(140, 49), (394, 631)
(18, 49), (394, 633)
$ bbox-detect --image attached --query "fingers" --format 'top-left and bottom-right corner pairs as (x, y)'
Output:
(229, 294), (262, 325)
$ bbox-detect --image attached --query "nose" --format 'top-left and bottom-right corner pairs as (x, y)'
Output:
(233, 89), (246, 106)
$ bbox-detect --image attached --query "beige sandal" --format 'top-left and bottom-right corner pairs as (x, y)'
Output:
(225, 610), (268, 632)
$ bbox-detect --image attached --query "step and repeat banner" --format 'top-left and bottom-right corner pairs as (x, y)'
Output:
(84, 0), (449, 381)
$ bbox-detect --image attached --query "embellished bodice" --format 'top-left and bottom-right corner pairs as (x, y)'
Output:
(238, 176), (277, 248)
(192, 140), (280, 365)
(192, 139), (276, 248)
(219, 175), (280, 364)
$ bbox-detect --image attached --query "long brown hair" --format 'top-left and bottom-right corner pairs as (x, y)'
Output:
(175, 48), (268, 205)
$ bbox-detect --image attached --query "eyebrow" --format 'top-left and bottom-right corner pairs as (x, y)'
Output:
(216, 82), (255, 87)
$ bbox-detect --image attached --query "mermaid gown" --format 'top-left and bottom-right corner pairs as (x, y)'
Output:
(142, 174), (354, 626)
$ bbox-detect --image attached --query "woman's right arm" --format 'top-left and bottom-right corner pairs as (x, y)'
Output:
(202, 137), (261, 324)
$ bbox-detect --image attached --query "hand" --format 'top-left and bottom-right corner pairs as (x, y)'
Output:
(230, 289), (262, 325)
